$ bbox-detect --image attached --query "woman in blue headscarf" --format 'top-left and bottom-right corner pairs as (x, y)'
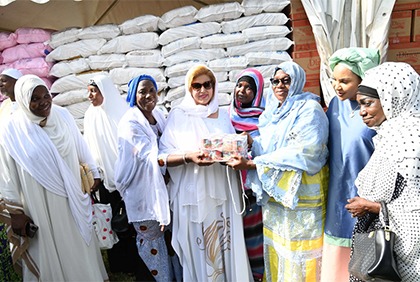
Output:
(227, 61), (329, 282)
(114, 75), (182, 282)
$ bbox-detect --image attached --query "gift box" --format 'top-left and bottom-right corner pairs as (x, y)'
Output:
(200, 133), (247, 161)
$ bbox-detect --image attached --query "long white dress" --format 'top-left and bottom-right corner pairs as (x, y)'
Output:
(0, 105), (108, 281)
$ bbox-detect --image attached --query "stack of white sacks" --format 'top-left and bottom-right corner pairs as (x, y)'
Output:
(0, 28), (55, 88)
(47, 16), (165, 132)
(46, 0), (293, 132)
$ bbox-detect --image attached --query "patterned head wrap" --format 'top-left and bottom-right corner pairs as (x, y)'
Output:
(126, 74), (158, 107)
(230, 68), (265, 136)
(361, 62), (420, 120)
(329, 47), (380, 79)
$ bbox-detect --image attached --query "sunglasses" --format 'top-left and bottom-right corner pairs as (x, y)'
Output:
(270, 77), (291, 87)
(191, 81), (213, 91)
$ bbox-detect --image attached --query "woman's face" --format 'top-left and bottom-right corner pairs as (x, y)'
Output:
(235, 80), (255, 105)
(357, 94), (386, 127)
(30, 85), (52, 117)
(136, 80), (157, 113)
(88, 85), (104, 107)
(190, 74), (214, 106)
(271, 69), (291, 104)
(331, 64), (362, 101)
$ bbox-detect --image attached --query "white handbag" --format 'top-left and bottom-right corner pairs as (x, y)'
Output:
(91, 193), (119, 249)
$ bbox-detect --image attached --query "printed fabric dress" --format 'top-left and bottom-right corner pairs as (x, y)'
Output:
(247, 61), (329, 282)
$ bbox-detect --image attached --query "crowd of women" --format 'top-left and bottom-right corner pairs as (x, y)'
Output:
(0, 46), (419, 282)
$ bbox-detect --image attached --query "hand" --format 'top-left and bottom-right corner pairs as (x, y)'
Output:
(10, 213), (34, 237)
(226, 155), (251, 170)
(187, 151), (215, 166)
(345, 197), (379, 217)
(90, 178), (102, 193)
(240, 132), (253, 149)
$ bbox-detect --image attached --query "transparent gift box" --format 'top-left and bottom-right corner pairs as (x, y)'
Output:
(200, 133), (247, 162)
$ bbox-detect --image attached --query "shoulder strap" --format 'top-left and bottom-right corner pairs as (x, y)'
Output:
(380, 201), (390, 227)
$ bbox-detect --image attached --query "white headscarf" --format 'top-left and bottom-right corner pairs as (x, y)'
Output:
(164, 64), (220, 152)
(159, 64), (231, 222)
(14, 74), (48, 125)
(176, 64), (219, 118)
(2, 74), (94, 245)
(84, 74), (129, 192)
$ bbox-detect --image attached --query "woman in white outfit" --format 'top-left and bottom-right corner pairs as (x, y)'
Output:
(0, 74), (108, 281)
(159, 64), (252, 282)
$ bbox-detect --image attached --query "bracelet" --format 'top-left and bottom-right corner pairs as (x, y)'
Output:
(182, 153), (188, 164)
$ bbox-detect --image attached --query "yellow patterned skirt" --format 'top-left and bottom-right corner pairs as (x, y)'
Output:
(263, 166), (328, 282)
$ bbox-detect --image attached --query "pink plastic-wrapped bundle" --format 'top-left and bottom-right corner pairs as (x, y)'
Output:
(15, 28), (53, 44)
(2, 43), (52, 64)
(0, 32), (18, 51)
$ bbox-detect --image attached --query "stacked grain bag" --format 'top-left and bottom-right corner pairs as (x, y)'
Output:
(160, 0), (293, 108)
(47, 16), (165, 132)
(0, 28), (54, 89)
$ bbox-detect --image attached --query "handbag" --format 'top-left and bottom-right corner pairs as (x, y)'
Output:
(348, 201), (402, 281)
(91, 193), (119, 249)
(111, 200), (134, 238)
(80, 163), (94, 194)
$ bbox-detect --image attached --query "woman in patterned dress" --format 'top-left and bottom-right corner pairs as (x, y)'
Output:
(346, 62), (420, 281)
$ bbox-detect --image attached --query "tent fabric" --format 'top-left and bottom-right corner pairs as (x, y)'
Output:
(301, 0), (396, 105)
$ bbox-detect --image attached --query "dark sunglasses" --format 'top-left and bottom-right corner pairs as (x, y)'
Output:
(270, 77), (291, 87)
(191, 81), (213, 90)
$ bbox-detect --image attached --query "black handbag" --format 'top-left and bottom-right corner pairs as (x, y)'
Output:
(348, 202), (402, 281)
(111, 200), (132, 237)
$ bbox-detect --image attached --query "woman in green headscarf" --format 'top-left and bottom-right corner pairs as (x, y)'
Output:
(321, 47), (380, 282)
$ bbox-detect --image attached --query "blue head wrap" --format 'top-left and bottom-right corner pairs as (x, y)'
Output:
(126, 74), (158, 107)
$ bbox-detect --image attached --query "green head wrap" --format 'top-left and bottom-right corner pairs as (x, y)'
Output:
(329, 47), (380, 79)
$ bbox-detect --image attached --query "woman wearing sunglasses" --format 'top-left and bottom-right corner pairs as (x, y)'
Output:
(227, 61), (329, 281)
(159, 64), (252, 281)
